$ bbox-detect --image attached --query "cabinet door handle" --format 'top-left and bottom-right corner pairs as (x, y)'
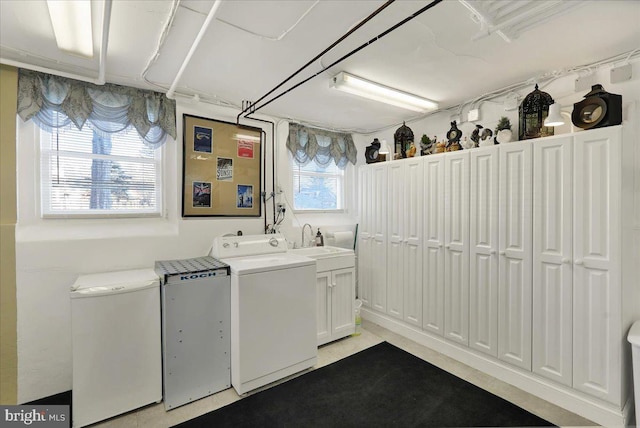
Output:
(575, 259), (584, 265)
(562, 258), (571, 264)
(328, 282), (334, 288)
(499, 251), (506, 256)
(445, 244), (451, 249)
(490, 249), (496, 255)
(438, 244), (443, 248)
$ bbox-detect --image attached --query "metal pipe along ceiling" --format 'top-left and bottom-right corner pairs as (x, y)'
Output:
(166, 0), (223, 99)
(241, 0), (444, 119)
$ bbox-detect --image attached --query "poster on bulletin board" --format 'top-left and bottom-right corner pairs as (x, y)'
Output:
(182, 114), (262, 217)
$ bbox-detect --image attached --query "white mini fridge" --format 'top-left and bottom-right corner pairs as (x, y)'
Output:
(70, 269), (162, 428)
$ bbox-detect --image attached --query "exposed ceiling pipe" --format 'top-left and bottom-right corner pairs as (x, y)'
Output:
(244, 0), (443, 117)
(236, 0), (396, 123)
(166, 0), (222, 99)
(96, 0), (113, 84)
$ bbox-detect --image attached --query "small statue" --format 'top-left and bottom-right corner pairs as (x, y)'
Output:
(435, 140), (446, 153)
(394, 122), (414, 159)
(479, 128), (495, 147)
(420, 134), (433, 155)
(407, 142), (417, 157)
(446, 121), (463, 149)
(471, 124), (483, 147)
(461, 136), (474, 150)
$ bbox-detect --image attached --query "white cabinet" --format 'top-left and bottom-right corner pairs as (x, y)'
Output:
(443, 151), (470, 345)
(357, 163), (387, 312)
(422, 155), (445, 335)
(370, 163), (388, 313)
(469, 148), (499, 357)
(572, 127), (622, 405)
(532, 136), (573, 386)
(317, 267), (356, 346)
(497, 142), (533, 370)
(357, 166), (372, 308)
(358, 126), (637, 424)
(387, 162), (405, 320)
(387, 159), (423, 326)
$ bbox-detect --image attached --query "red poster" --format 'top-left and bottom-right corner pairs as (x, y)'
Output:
(237, 140), (254, 159)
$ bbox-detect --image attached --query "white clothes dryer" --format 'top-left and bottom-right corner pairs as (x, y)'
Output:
(211, 233), (317, 394)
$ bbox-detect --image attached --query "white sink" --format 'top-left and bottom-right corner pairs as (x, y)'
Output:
(290, 246), (355, 272)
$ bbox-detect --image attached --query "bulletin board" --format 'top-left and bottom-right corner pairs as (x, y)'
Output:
(182, 114), (262, 217)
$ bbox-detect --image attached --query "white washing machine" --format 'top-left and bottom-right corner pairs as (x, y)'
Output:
(211, 233), (317, 394)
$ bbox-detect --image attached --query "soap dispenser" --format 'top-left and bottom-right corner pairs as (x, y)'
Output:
(315, 229), (324, 247)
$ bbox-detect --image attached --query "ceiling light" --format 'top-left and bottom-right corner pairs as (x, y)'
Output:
(330, 72), (438, 113)
(47, 0), (94, 58)
(544, 102), (565, 127)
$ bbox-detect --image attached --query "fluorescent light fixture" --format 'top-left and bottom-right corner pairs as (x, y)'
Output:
(47, 0), (94, 58)
(330, 72), (438, 113)
(544, 103), (565, 127)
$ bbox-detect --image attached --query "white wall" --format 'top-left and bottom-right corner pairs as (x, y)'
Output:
(14, 101), (360, 402)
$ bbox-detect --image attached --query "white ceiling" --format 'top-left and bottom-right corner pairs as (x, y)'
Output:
(1, 0), (639, 132)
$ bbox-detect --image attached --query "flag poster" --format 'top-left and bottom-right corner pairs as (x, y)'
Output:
(192, 181), (211, 207)
(237, 185), (253, 208)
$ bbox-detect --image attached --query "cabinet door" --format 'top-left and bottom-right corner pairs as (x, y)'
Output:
(316, 272), (331, 346)
(404, 158), (423, 327)
(331, 268), (356, 338)
(444, 151), (470, 345)
(387, 162), (404, 320)
(532, 137), (573, 386)
(469, 148), (499, 356)
(371, 164), (387, 313)
(357, 166), (372, 307)
(572, 128), (622, 405)
(498, 142), (533, 370)
(423, 156), (445, 335)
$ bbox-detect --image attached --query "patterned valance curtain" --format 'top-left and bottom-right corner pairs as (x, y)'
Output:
(17, 69), (176, 148)
(286, 122), (357, 169)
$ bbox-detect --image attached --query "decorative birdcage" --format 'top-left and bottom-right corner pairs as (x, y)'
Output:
(394, 122), (414, 158)
(519, 84), (554, 140)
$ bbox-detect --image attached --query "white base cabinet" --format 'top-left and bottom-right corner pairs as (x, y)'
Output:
(317, 265), (356, 347)
(357, 126), (639, 426)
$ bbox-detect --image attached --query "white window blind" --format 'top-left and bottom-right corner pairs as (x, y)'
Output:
(292, 160), (344, 211)
(40, 125), (162, 217)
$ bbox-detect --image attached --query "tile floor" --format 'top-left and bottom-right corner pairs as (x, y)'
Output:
(94, 320), (596, 427)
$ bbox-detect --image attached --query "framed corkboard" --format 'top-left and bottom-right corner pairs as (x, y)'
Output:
(182, 114), (262, 217)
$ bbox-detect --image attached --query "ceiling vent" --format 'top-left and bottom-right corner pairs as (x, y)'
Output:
(458, 0), (581, 42)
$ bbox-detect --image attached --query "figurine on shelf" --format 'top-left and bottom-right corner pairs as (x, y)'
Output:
(478, 128), (494, 147)
(407, 142), (417, 157)
(461, 136), (474, 150)
(470, 124), (483, 147)
(394, 122), (414, 159)
(446, 120), (462, 148)
(420, 134), (433, 156)
(435, 140), (446, 153)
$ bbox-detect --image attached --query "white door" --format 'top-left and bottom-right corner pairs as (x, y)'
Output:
(371, 163), (387, 313)
(444, 151), (470, 345)
(423, 155), (445, 335)
(316, 272), (331, 344)
(532, 136), (573, 386)
(331, 268), (356, 338)
(387, 162), (404, 320)
(404, 158), (423, 327)
(498, 142), (533, 370)
(469, 147), (499, 356)
(572, 127), (622, 405)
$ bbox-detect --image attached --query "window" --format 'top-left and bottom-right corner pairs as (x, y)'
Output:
(292, 160), (344, 211)
(40, 125), (162, 217)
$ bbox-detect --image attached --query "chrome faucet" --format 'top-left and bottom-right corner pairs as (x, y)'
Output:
(301, 223), (313, 247)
